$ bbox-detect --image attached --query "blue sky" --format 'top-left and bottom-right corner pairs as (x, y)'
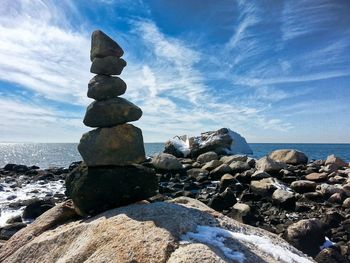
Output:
(0, 0), (349, 143)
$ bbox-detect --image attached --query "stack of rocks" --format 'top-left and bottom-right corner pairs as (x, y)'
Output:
(66, 30), (158, 216)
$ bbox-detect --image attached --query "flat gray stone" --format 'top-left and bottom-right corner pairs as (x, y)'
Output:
(88, 75), (126, 100)
(83, 98), (142, 127)
(90, 56), (126, 75)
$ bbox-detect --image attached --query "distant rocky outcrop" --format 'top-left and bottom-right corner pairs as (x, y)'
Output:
(0, 197), (315, 263)
(164, 128), (253, 158)
(67, 30), (158, 216)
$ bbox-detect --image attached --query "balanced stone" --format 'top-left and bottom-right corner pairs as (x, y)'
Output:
(66, 163), (158, 216)
(83, 98), (142, 127)
(88, 75), (126, 100)
(78, 124), (146, 166)
(91, 56), (126, 75)
(90, 30), (124, 61)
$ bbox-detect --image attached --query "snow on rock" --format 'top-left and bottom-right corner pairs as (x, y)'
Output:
(164, 128), (252, 158)
(182, 225), (314, 263)
(320, 237), (335, 250)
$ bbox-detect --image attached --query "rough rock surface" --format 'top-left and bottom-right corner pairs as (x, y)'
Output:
(325, 154), (348, 168)
(0, 197), (314, 263)
(87, 75), (126, 100)
(90, 56), (126, 75)
(255, 156), (286, 173)
(90, 30), (124, 61)
(151, 153), (183, 171)
(83, 98), (142, 127)
(78, 124), (146, 166)
(65, 163), (158, 216)
(268, 149), (308, 165)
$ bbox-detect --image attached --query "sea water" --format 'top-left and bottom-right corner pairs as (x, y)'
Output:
(0, 143), (349, 168)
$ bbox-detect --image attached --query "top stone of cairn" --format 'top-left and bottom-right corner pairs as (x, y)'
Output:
(90, 30), (124, 61)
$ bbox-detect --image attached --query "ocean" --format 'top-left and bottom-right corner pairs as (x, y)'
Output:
(0, 143), (349, 169)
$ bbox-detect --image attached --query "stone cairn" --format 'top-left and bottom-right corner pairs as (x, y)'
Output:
(66, 30), (158, 216)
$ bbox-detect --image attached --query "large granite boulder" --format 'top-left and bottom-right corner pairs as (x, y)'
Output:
(268, 149), (308, 165)
(78, 124), (146, 166)
(83, 98), (142, 127)
(88, 75), (126, 100)
(65, 163), (158, 216)
(163, 128), (252, 158)
(90, 30), (124, 61)
(255, 156), (286, 173)
(0, 197), (314, 263)
(90, 56), (126, 75)
(325, 154), (348, 168)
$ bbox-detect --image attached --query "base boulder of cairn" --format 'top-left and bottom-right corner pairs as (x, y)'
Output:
(66, 163), (158, 216)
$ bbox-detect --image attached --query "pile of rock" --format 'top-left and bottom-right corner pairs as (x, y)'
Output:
(66, 30), (157, 216)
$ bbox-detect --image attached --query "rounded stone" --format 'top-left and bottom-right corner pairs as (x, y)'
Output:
(90, 56), (126, 75)
(88, 75), (127, 100)
(83, 98), (142, 127)
(78, 124), (146, 166)
(90, 30), (124, 61)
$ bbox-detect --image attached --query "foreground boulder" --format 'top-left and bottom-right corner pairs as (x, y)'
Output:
(164, 128), (253, 158)
(268, 149), (308, 165)
(66, 163), (158, 216)
(0, 197), (314, 263)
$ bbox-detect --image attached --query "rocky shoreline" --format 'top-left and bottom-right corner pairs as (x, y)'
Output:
(0, 149), (349, 262)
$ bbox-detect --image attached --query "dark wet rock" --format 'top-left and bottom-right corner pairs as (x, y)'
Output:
(208, 187), (236, 211)
(90, 30), (124, 61)
(0, 223), (27, 240)
(209, 164), (232, 180)
(87, 75), (126, 101)
(196, 151), (218, 164)
(323, 211), (345, 230)
(283, 218), (325, 257)
(251, 170), (271, 180)
(78, 124), (146, 166)
(163, 140), (185, 158)
(268, 149), (308, 165)
(3, 164), (29, 173)
(90, 56), (126, 75)
(291, 180), (317, 193)
(22, 198), (55, 220)
(65, 163), (158, 216)
(219, 174), (236, 192)
(83, 98), (142, 127)
(315, 247), (348, 263)
(6, 215), (22, 224)
(186, 168), (209, 181)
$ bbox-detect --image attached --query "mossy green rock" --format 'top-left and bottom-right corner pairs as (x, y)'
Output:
(65, 163), (158, 216)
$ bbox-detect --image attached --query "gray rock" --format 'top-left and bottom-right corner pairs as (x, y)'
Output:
(151, 153), (183, 171)
(250, 178), (281, 196)
(251, 170), (271, 180)
(343, 197), (350, 208)
(0, 223), (27, 240)
(208, 187), (236, 211)
(88, 75), (126, 100)
(209, 164), (232, 179)
(187, 168), (209, 181)
(318, 183), (343, 197)
(66, 163), (158, 216)
(304, 172), (328, 182)
(220, 155), (248, 164)
(229, 161), (250, 173)
(90, 56), (126, 75)
(220, 174), (236, 191)
(290, 180), (317, 193)
(196, 151), (218, 164)
(78, 124), (146, 166)
(229, 203), (251, 223)
(272, 189), (295, 209)
(83, 98), (142, 127)
(268, 149), (308, 165)
(90, 30), (124, 61)
(283, 218), (325, 257)
(255, 156), (286, 173)
(325, 154), (348, 168)
(202, 160), (222, 171)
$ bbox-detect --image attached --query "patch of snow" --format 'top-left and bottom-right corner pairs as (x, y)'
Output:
(181, 225), (314, 263)
(320, 237), (335, 250)
(273, 180), (293, 192)
(181, 226), (246, 262)
(227, 129), (253, 155)
(0, 178), (65, 226)
(170, 137), (190, 157)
